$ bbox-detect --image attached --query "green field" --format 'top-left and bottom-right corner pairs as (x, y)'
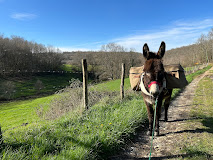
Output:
(0, 95), (55, 131)
(0, 65), (211, 159)
(92, 78), (131, 92)
(0, 64), (83, 100)
(0, 64), (100, 100)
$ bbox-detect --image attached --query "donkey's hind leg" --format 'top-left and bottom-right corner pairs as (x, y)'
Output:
(164, 89), (173, 122)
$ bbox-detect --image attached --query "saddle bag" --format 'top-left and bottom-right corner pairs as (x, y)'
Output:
(129, 64), (188, 91)
(129, 66), (144, 91)
(164, 64), (188, 89)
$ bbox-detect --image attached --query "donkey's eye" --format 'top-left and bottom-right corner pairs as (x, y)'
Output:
(146, 73), (151, 77)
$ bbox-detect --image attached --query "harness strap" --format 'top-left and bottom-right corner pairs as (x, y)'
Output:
(148, 81), (161, 88)
(140, 73), (154, 97)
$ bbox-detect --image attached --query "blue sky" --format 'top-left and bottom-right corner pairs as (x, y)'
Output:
(1, 0), (213, 52)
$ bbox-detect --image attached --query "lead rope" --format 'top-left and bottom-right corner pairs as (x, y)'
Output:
(149, 97), (158, 160)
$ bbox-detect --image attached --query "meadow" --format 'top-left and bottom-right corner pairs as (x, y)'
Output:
(0, 65), (211, 159)
(0, 64), (98, 100)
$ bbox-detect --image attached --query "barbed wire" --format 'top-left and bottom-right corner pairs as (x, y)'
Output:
(0, 69), (98, 74)
(0, 70), (83, 74)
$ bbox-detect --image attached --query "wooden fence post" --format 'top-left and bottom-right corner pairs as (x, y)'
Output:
(82, 59), (88, 110)
(120, 63), (125, 100)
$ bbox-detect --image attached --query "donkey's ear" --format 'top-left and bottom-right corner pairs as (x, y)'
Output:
(157, 41), (166, 58)
(143, 43), (149, 59)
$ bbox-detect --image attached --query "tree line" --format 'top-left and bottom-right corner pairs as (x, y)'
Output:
(63, 28), (213, 81)
(164, 28), (213, 66)
(0, 35), (62, 76)
(1, 28), (213, 80)
(62, 43), (144, 81)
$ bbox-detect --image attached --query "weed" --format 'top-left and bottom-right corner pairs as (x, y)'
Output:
(34, 79), (44, 94)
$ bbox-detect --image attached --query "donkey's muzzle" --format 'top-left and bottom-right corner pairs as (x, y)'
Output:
(149, 81), (161, 97)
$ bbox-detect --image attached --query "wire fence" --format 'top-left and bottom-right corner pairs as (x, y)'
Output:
(0, 63), (209, 101)
(0, 70), (85, 74)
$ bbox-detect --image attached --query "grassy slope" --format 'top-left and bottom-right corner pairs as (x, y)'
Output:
(0, 95), (55, 131)
(14, 73), (82, 98)
(0, 76), (130, 133)
(0, 65), (211, 159)
(0, 64), (82, 100)
(93, 78), (131, 92)
(1, 93), (147, 159)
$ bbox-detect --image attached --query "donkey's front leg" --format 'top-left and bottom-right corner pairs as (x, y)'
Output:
(155, 98), (163, 136)
(145, 102), (154, 136)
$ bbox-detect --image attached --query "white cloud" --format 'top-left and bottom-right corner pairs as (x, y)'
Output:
(59, 41), (103, 52)
(11, 13), (37, 20)
(113, 19), (213, 52)
(59, 47), (97, 52)
(59, 19), (213, 52)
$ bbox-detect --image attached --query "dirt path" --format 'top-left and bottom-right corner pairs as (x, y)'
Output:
(110, 67), (213, 160)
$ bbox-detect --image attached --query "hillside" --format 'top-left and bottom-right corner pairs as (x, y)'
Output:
(0, 65), (211, 159)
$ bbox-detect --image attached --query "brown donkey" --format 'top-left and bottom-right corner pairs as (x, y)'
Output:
(140, 41), (172, 136)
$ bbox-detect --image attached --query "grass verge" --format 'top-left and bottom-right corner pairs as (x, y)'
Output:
(177, 74), (213, 160)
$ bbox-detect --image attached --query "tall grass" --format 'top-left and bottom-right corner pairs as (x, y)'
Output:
(1, 91), (147, 159)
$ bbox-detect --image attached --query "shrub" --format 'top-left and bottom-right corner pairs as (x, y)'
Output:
(0, 81), (16, 100)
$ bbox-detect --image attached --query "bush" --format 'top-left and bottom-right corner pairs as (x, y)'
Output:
(0, 81), (16, 100)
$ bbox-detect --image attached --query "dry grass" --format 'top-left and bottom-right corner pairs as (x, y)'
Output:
(37, 79), (119, 120)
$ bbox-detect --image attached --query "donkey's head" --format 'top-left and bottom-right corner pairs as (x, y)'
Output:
(142, 41), (166, 98)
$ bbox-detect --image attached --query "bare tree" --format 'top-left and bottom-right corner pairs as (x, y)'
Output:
(207, 28), (213, 61)
(0, 35), (63, 75)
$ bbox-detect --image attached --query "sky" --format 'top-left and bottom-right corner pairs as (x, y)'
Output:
(1, 0), (213, 52)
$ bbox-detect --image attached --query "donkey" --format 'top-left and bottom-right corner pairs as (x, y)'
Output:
(140, 41), (173, 136)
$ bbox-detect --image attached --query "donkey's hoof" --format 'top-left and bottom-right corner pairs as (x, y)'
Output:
(154, 131), (159, 136)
